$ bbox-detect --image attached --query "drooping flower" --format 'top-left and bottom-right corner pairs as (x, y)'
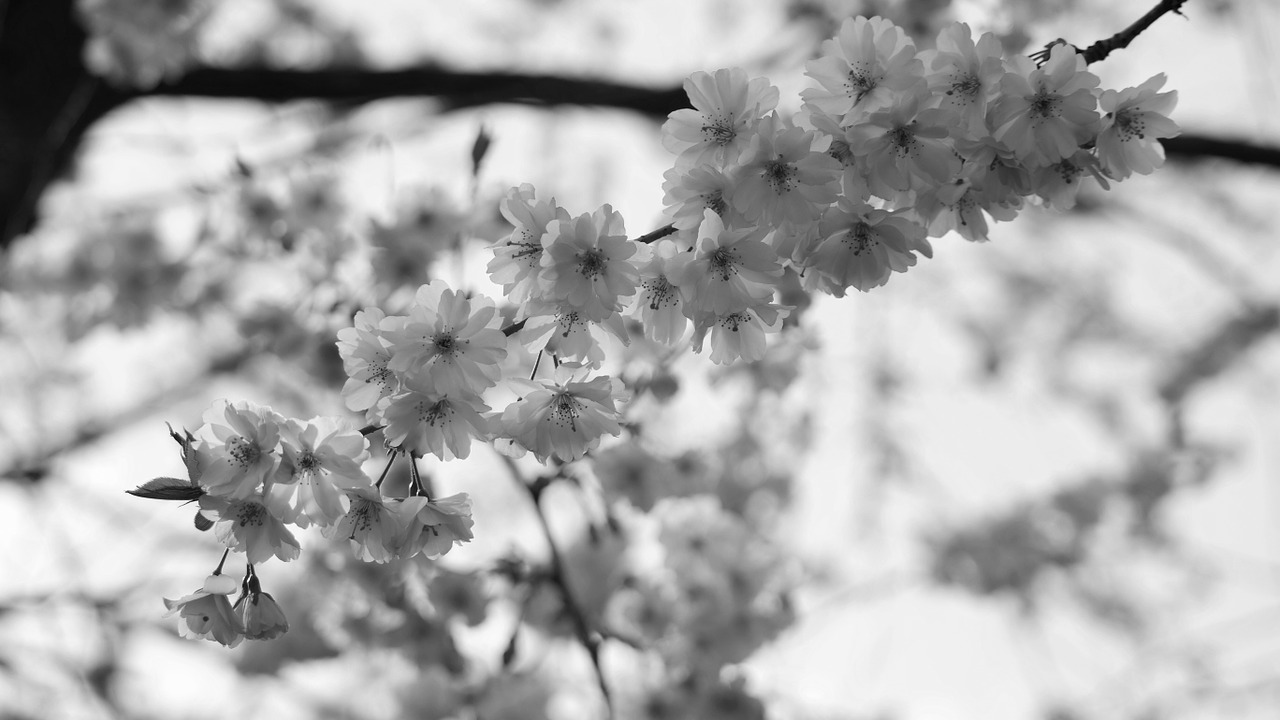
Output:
(488, 184), (569, 304)
(662, 68), (780, 168)
(913, 179), (1019, 243)
(200, 492), (301, 564)
(627, 239), (689, 346)
(730, 114), (841, 227)
(689, 304), (788, 365)
(267, 417), (373, 527)
(517, 299), (631, 369)
(163, 573), (245, 648)
(387, 281), (508, 396)
(398, 493), (476, 559)
(539, 205), (641, 322)
(196, 400), (284, 500)
(234, 573), (289, 640)
(990, 44), (1101, 167)
(326, 486), (407, 563)
(802, 16), (924, 124)
(807, 198), (932, 294)
(500, 366), (629, 463)
(380, 386), (492, 461)
(1032, 149), (1109, 209)
(1096, 73), (1180, 180)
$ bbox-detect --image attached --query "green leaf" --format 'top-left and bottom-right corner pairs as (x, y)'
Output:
(126, 477), (204, 501)
(194, 512), (214, 531)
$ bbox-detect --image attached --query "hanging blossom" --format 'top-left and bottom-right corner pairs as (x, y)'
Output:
(234, 571), (289, 641)
(689, 304), (789, 366)
(912, 178), (1019, 243)
(731, 114), (841, 226)
(387, 281), (508, 396)
(1096, 73), (1180, 180)
(627, 239), (689, 346)
(517, 299), (631, 369)
(1033, 149), (1110, 210)
(500, 364), (629, 463)
(662, 67), (780, 168)
(199, 491), (301, 565)
(398, 493), (476, 560)
(326, 486), (411, 564)
(538, 204), (642, 322)
(163, 573), (244, 648)
(266, 417), (373, 527)
(807, 197), (932, 295)
(489, 184), (569, 304)
(802, 15), (924, 124)
(379, 381), (493, 461)
(990, 44), (1101, 167)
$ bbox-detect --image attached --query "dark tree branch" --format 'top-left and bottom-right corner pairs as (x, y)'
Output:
(1081, 0), (1190, 64)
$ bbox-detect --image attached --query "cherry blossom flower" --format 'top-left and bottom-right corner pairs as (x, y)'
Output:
(662, 68), (780, 168)
(690, 304), (788, 365)
(200, 492), (301, 564)
(500, 366), (629, 463)
(196, 400), (284, 500)
(327, 486), (407, 563)
(847, 89), (961, 193)
(539, 205), (641, 322)
(336, 308), (404, 420)
(991, 44), (1100, 167)
(809, 198), (932, 294)
(1033, 149), (1110, 209)
(926, 22), (1005, 137)
(380, 387), (492, 461)
(398, 493), (476, 559)
(234, 572), (289, 640)
(731, 114), (841, 226)
(489, 184), (569, 304)
(627, 239), (689, 345)
(668, 211), (781, 316)
(661, 165), (742, 239)
(517, 299), (631, 368)
(913, 179), (1018, 242)
(803, 16), (924, 124)
(1096, 73), (1180, 180)
(388, 281), (508, 396)
(267, 417), (373, 527)
(163, 573), (245, 648)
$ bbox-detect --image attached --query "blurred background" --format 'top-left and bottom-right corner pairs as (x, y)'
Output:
(3, 0), (1280, 718)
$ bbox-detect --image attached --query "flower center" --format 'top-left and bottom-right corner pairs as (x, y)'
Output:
(1029, 91), (1062, 119)
(577, 249), (607, 279)
(228, 437), (260, 468)
(843, 223), (875, 256)
(763, 160), (795, 193)
(701, 119), (736, 146)
(709, 247), (739, 281)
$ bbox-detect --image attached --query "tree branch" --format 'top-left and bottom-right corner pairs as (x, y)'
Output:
(1081, 0), (1190, 64)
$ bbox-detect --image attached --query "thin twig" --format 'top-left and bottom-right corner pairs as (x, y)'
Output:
(497, 454), (614, 718)
(1080, 0), (1190, 64)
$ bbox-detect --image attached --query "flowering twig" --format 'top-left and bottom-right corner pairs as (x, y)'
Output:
(498, 454), (614, 718)
(1080, 0), (1189, 64)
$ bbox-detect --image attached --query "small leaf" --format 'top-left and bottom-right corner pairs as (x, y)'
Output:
(501, 629), (519, 667)
(194, 512), (214, 532)
(470, 123), (492, 179)
(126, 477), (204, 501)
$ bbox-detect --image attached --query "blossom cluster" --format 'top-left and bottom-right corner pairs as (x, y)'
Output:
(337, 279), (630, 464)
(158, 400), (476, 646)
(486, 19), (1177, 365)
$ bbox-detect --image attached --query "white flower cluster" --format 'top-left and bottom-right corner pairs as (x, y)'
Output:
(657, 17), (1179, 303)
(162, 400), (476, 646)
(337, 279), (631, 464)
